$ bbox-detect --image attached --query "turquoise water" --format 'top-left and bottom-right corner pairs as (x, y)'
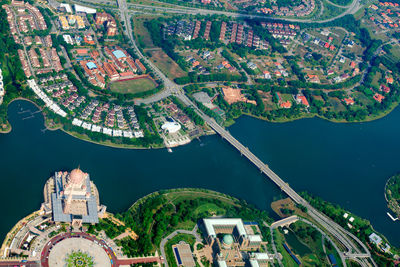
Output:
(1, 100), (400, 246)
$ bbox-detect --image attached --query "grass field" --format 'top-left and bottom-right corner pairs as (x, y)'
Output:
(371, 71), (382, 88)
(389, 45), (400, 61)
(109, 78), (157, 94)
(150, 50), (186, 79)
(328, 97), (346, 112)
(132, 16), (156, 49)
(165, 189), (238, 206)
(320, 1), (346, 20)
(193, 203), (225, 216)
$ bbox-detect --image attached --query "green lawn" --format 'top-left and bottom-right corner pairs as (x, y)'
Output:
(193, 203), (225, 216)
(150, 50), (186, 79)
(328, 98), (347, 112)
(389, 45), (400, 61)
(132, 16), (157, 49)
(320, 1), (346, 20)
(175, 220), (196, 231)
(371, 71), (382, 88)
(109, 78), (157, 94)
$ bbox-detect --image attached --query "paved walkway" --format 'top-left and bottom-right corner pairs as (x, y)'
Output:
(263, 222), (283, 267)
(48, 238), (111, 267)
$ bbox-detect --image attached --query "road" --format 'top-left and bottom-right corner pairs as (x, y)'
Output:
(270, 215), (299, 229)
(59, 0), (376, 265)
(0, 261), (39, 266)
(72, 0), (363, 24)
(298, 217), (348, 266)
(263, 222), (283, 267)
(197, 111), (376, 266)
(111, 0), (377, 264)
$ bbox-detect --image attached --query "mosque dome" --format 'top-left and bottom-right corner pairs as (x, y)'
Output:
(69, 168), (85, 184)
(223, 234), (234, 246)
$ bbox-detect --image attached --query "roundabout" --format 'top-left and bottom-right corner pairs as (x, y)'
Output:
(65, 250), (94, 267)
(41, 233), (115, 267)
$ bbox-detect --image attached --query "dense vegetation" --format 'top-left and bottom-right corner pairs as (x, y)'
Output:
(170, 96), (205, 125)
(0, 2), (27, 129)
(113, 189), (273, 257)
(385, 174), (400, 218)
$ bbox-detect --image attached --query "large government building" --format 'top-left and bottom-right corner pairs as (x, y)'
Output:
(203, 218), (270, 267)
(42, 168), (106, 227)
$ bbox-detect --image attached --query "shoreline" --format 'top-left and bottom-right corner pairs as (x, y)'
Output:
(384, 174), (400, 220)
(1, 97), (399, 150)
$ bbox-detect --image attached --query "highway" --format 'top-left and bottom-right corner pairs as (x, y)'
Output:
(59, 0), (376, 265)
(73, 0), (363, 24)
(111, 0), (377, 264)
(190, 105), (376, 266)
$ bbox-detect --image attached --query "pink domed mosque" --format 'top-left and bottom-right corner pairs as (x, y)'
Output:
(42, 168), (106, 226)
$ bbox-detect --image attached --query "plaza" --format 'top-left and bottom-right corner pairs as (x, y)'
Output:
(48, 237), (111, 267)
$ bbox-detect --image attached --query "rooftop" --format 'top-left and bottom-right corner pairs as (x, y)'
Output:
(112, 50), (126, 59)
(86, 62), (97, 70)
(204, 218), (247, 238)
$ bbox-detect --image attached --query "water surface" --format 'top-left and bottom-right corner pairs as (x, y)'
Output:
(1, 100), (399, 247)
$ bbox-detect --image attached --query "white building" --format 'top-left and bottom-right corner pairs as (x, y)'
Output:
(161, 121), (181, 134)
(60, 3), (72, 13)
(369, 233), (382, 246)
(74, 4), (96, 14)
(63, 34), (74, 45)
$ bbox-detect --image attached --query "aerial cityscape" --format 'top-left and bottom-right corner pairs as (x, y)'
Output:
(0, 0), (400, 266)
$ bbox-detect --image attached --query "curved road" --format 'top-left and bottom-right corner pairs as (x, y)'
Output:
(114, 0), (376, 263)
(62, 0), (375, 265)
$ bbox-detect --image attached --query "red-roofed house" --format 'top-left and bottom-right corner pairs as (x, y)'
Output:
(373, 93), (385, 103)
(380, 84), (391, 93)
(280, 100), (292, 109)
(295, 94), (310, 107)
(343, 97), (355, 105)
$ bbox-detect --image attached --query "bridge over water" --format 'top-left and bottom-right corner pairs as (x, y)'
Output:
(185, 100), (376, 267)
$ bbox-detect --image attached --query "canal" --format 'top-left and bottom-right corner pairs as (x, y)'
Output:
(0, 100), (399, 246)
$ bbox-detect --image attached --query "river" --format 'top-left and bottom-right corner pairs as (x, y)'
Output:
(1, 100), (399, 246)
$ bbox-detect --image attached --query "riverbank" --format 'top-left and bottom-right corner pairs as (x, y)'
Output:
(225, 100), (400, 126)
(384, 174), (400, 220)
(2, 94), (400, 151)
(1, 99), (166, 149)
